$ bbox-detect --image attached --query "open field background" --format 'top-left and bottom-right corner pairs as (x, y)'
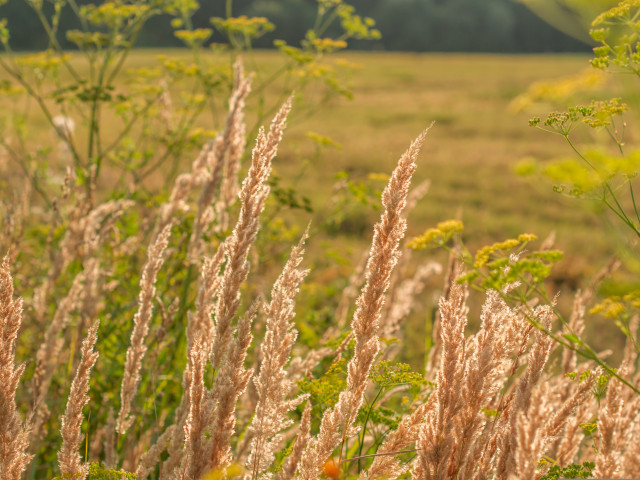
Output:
(2, 50), (633, 366)
(176, 50), (636, 362)
(269, 51), (635, 362)
(5, 43), (640, 478)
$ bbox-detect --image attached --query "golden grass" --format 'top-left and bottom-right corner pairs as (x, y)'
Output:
(3, 52), (640, 478)
(1, 49), (632, 360)
(0, 50), (621, 263)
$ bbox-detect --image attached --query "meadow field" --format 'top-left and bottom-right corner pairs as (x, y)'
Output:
(244, 50), (633, 360)
(2, 50), (615, 253)
(264, 51), (614, 257)
(21, 53), (635, 325)
(86, 50), (626, 269)
(1, 50), (632, 363)
(3, 44), (640, 479)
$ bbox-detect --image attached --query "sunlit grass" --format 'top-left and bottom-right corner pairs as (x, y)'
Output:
(1, 49), (632, 362)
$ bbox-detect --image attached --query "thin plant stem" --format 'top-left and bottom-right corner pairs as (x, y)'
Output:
(357, 387), (384, 473)
(342, 449), (417, 464)
(441, 243), (640, 396)
(565, 135), (640, 235)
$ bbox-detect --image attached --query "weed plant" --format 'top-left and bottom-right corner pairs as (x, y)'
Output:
(3, 0), (640, 479)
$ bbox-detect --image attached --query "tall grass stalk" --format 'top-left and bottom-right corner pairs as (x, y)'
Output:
(3, 56), (640, 480)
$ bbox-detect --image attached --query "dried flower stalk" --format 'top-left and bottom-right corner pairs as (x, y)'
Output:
(58, 320), (100, 480)
(0, 256), (32, 480)
(135, 425), (176, 480)
(593, 361), (629, 478)
(117, 223), (173, 435)
(209, 96), (292, 372)
(206, 302), (258, 474)
(246, 230), (310, 478)
(276, 401), (312, 480)
(413, 281), (468, 480)
(189, 59), (253, 259)
(299, 127), (430, 479)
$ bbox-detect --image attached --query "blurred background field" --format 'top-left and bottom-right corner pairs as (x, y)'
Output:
(262, 50), (636, 363)
(1, 49), (619, 254)
(6, 0), (640, 476)
(4, 49), (631, 366)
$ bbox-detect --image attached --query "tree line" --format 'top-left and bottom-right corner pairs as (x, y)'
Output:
(1, 0), (590, 52)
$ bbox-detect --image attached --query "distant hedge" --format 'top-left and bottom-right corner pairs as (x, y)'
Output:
(0, 0), (590, 52)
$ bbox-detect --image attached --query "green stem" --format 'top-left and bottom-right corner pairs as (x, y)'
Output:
(357, 387), (384, 473)
(176, 264), (196, 327)
(565, 136), (640, 236)
(0, 57), (83, 171)
(444, 244), (640, 396)
(601, 195), (640, 236)
(87, 28), (119, 187)
(628, 179), (640, 227)
(27, 3), (81, 82)
(89, 10), (158, 187)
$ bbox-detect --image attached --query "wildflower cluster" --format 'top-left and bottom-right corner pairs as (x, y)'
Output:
(473, 233), (538, 268)
(269, 0), (379, 100)
(406, 219), (463, 250)
(580, 421), (599, 437)
(369, 360), (426, 390)
(590, 296), (628, 318)
(539, 149), (640, 196)
(582, 98), (628, 127)
(529, 98), (628, 134)
(590, 289), (640, 343)
(210, 16), (275, 48)
(526, 85), (640, 236)
(593, 0), (640, 25)
(591, 0), (640, 73)
(454, 233), (564, 294)
(298, 357), (348, 411)
(564, 369), (594, 383)
(538, 461), (595, 480)
(593, 370), (612, 401)
(51, 463), (137, 480)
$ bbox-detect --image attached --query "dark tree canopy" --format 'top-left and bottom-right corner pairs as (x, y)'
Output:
(0, 0), (590, 52)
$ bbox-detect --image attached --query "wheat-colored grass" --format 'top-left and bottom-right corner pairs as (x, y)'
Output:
(246, 229), (310, 478)
(4, 59), (640, 480)
(58, 319), (100, 479)
(0, 256), (32, 480)
(117, 223), (173, 435)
